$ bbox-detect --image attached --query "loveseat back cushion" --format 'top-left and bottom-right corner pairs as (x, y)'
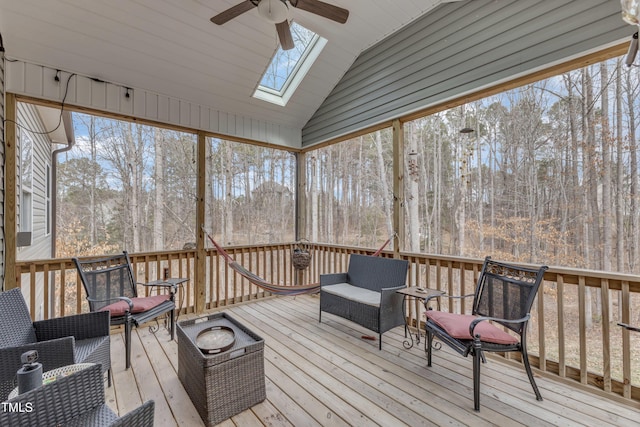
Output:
(346, 254), (408, 292)
(322, 283), (381, 307)
(99, 295), (170, 317)
(425, 311), (519, 345)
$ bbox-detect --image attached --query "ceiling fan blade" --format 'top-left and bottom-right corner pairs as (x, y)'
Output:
(276, 20), (295, 50)
(211, 1), (256, 25)
(291, 0), (349, 24)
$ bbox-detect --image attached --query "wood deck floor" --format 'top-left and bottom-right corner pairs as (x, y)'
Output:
(105, 295), (640, 426)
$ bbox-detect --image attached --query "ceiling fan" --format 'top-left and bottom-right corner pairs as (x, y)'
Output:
(211, 0), (349, 50)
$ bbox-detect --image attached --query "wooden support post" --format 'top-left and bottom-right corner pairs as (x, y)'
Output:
(295, 152), (307, 286)
(195, 131), (206, 312)
(295, 152), (306, 241)
(392, 119), (404, 258)
(4, 93), (17, 290)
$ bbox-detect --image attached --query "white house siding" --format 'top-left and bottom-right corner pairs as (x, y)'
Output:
(15, 102), (52, 320)
(5, 60), (301, 149)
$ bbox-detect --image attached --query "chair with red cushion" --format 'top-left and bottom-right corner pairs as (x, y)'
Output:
(73, 251), (176, 370)
(423, 256), (547, 411)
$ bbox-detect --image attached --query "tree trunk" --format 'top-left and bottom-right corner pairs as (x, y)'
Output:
(600, 63), (612, 273)
(153, 129), (165, 250)
(406, 122), (420, 252)
(310, 155), (319, 242)
(627, 67), (640, 272)
(223, 142), (234, 245)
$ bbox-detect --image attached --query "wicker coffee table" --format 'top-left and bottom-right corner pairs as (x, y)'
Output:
(177, 312), (265, 426)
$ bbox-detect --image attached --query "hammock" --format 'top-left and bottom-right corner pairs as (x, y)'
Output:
(203, 229), (395, 296)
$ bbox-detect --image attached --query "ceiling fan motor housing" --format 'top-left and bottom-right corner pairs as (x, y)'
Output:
(257, 0), (289, 23)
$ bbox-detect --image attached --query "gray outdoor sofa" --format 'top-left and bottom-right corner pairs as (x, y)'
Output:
(319, 254), (409, 349)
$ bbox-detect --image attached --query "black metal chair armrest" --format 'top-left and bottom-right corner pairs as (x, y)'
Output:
(111, 400), (155, 427)
(34, 311), (110, 341)
(140, 281), (177, 295)
(88, 295), (134, 312)
(469, 314), (530, 337)
(618, 322), (640, 332)
(319, 273), (348, 287)
(423, 292), (473, 306)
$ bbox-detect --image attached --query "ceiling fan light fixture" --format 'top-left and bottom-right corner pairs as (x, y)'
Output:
(622, 0), (640, 25)
(257, 0), (289, 24)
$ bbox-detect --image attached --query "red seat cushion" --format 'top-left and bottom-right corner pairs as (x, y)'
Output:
(99, 294), (170, 317)
(425, 311), (518, 345)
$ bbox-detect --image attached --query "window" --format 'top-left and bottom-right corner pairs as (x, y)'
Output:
(253, 22), (327, 106)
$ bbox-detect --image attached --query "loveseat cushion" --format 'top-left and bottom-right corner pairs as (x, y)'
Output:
(425, 311), (518, 345)
(322, 283), (381, 307)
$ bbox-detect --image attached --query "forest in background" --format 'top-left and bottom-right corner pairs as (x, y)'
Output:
(56, 54), (640, 274)
(56, 121), (296, 257)
(307, 56), (640, 273)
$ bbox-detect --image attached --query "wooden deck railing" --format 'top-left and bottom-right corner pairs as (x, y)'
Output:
(14, 244), (640, 403)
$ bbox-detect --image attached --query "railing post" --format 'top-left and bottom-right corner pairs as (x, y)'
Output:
(3, 93), (17, 290)
(195, 131), (206, 313)
(392, 119), (404, 258)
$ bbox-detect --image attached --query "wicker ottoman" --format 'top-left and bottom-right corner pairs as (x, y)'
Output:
(177, 312), (266, 426)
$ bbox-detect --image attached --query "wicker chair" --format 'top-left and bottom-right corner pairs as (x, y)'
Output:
(0, 288), (111, 402)
(1, 363), (154, 426)
(423, 256), (547, 411)
(73, 251), (176, 369)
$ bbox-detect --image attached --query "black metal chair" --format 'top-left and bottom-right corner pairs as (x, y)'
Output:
(0, 288), (111, 401)
(423, 256), (547, 411)
(73, 251), (176, 370)
(1, 363), (154, 426)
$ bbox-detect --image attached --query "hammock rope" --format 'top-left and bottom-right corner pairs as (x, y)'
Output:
(203, 228), (396, 296)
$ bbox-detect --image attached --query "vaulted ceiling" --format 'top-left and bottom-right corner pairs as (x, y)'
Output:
(0, 0), (452, 131)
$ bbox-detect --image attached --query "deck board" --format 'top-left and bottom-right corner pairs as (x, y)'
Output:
(107, 295), (640, 426)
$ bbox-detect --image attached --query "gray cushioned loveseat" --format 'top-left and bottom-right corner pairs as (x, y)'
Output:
(319, 254), (409, 349)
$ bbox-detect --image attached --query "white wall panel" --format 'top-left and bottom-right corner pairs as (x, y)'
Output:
(145, 93), (158, 120)
(133, 89), (146, 118)
(208, 109), (219, 133)
(199, 107), (210, 131)
(24, 63), (42, 98)
(158, 96), (169, 123)
(6, 60), (301, 149)
(106, 83), (120, 112)
(91, 80), (106, 110)
(75, 76), (92, 107)
(42, 68), (60, 101)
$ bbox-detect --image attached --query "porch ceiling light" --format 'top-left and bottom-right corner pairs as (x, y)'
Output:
(255, 0), (289, 24)
(625, 32), (639, 67)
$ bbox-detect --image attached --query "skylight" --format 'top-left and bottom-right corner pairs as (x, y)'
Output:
(253, 22), (327, 106)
